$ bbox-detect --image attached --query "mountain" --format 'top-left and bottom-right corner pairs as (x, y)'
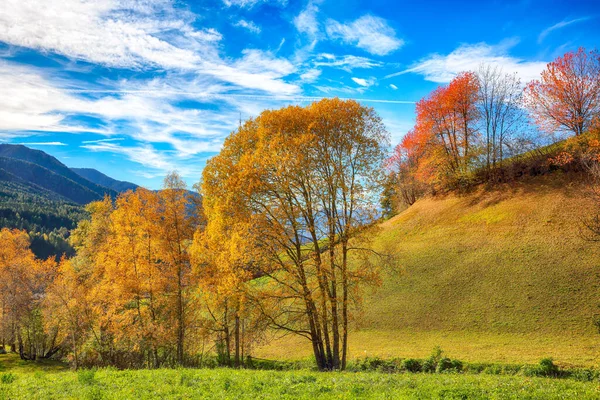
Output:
(0, 145), (118, 203)
(255, 172), (600, 366)
(72, 168), (139, 193)
(0, 157), (112, 205)
(0, 144), (133, 259)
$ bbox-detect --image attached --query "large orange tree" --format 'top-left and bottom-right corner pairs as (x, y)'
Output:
(200, 98), (389, 370)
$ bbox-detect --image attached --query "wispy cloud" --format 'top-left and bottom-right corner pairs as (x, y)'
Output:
(538, 17), (593, 43)
(81, 138), (125, 144)
(294, 1), (321, 40)
(223, 0), (287, 8)
(389, 84), (398, 90)
(234, 19), (261, 34)
(0, 0), (214, 70)
(0, 0), (298, 96)
(313, 54), (383, 72)
(387, 41), (547, 83)
(82, 142), (175, 172)
(299, 69), (322, 83)
(326, 15), (404, 56)
(81, 141), (210, 179)
(17, 141), (67, 146)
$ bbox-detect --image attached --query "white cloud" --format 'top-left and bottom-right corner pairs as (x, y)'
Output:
(82, 142), (175, 172)
(326, 15), (403, 56)
(299, 69), (322, 83)
(0, 61), (237, 155)
(351, 77), (373, 87)
(234, 20), (261, 34)
(313, 54), (382, 71)
(223, 0), (287, 8)
(538, 17), (592, 43)
(0, 0), (299, 96)
(0, 0), (213, 70)
(17, 142), (67, 146)
(388, 42), (547, 83)
(294, 1), (320, 40)
(209, 49), (298, 95)
(81, 141), (215, 179)
(81, 137), (125, 144)
(389, 84), (398, 90)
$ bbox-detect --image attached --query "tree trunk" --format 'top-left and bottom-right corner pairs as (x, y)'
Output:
(234, 314), (240, 367)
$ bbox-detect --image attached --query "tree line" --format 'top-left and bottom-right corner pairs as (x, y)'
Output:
(384, 47), (600, 214)
(0, 98), (391, 371)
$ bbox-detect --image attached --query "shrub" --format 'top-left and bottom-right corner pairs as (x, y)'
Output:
(402, 358), (422, 373)
(349, 356), (401, 373)
(538, 358), (559, 376)
(571, 368), (600, 382)
(436, 357), (463, 373)
(523, 358), (560, 377)
(463, 363), (488, 374)
(423, 347), (443, 373)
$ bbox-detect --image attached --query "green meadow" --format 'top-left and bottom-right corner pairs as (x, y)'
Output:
(1, 353), (600, 400)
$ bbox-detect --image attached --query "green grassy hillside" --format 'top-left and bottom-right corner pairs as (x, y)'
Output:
(256, 173), (600, 366)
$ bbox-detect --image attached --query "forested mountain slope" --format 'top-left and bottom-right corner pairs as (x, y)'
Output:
(0, 145), (129, 258)
(72, 167), (138, 192)
(0, 145), (117, 202)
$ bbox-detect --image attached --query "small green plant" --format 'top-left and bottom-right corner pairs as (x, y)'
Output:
(87, 386), (105, 400)
(423, 346), (444, 373)
(78, 369), (96, 385)
(1, 372), (16, 384)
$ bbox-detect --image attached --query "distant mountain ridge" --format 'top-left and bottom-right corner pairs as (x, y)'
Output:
(0, 144), (120, 204)
(72, 167), (139, 193)
(0, 144), (141, 259)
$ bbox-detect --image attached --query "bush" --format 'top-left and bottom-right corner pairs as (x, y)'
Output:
(422, 347), (443, 373)
(523, 358), (560, 377)
(436, 357), (463, 373)
(349, 356), (402, 373)
(571, 368), (600, 382)
(402, 358), (422, 373)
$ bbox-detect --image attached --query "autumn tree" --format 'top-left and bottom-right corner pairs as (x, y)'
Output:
(48, 176), (201, 369)
(0, 229), (58, 360)
(386, 126), (431, 207)
(525, 47), (600, 136)
(43, 257), (93, 369)
(191, 204), (261, 367)
(400, 72), (480, 191)
(201, 98), (389, 370)
(477, 64), (526, 179)
(157, 172), (199, 365)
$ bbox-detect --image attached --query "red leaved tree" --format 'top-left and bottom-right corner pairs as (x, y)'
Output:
(525, 47), (600, 136)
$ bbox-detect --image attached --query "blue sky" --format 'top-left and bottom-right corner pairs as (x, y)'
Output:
(0, 0), (598, 189)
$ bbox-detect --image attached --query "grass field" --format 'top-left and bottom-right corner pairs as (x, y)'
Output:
(1, 353), (600, 400)
(255, 173), (600, 366)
